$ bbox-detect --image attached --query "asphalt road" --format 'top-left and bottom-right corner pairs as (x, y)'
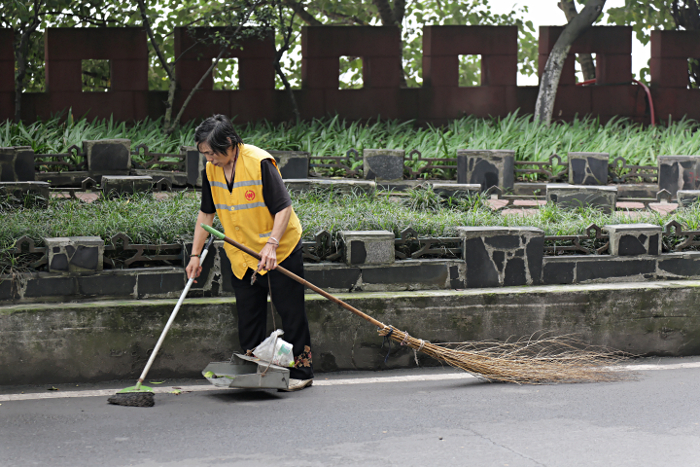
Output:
(1, 358), (700, 467)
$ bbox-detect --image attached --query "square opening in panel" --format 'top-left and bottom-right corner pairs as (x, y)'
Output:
(213, 58), (239, 91)
(458, 55), (481, 87)
(688, 58), (699, 89)
(82, 59), (110, 92)
(339, 56), (363, 90)
(574, 53), (596, 84)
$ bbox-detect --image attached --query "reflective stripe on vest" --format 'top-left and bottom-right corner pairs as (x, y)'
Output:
(205, 144), (302, 279)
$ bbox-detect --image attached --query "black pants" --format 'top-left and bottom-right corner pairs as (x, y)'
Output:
(231, 248), (314, 380)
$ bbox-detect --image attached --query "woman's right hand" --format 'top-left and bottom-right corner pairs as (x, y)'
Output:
(186, 256), (202, 281)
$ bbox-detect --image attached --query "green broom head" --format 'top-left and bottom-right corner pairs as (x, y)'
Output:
(117, 383), (154, 394)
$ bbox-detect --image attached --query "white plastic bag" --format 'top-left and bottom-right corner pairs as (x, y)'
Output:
(253, 330), (295, 367)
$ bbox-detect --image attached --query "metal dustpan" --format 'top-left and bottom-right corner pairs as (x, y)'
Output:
(202, 353), (290, 390)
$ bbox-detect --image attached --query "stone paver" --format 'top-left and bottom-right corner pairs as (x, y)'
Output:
(486, 199), (509, 210)
(649, 203), (678, 215)
(513, 199), (546, 207)
(75, 192), (99, 203)
(616, 201), (645, 209)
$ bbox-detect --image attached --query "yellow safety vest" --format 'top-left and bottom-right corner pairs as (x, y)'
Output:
(206, 144), (302, 279)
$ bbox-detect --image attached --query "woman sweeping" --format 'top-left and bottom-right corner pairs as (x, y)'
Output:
(186, 114), (314, 391)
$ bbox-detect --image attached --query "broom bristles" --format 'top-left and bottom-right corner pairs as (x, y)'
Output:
(379, 327), (629, 384)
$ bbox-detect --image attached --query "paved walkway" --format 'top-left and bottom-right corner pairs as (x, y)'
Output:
(2, 357), (699, 467)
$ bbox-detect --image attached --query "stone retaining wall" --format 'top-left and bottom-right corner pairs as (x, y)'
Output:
(3, 234), (700, 303)
(2, 280), (700, 385)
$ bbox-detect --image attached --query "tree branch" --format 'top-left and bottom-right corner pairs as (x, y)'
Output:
(274, 3), (300, 123)
(14, 0), (43, 122)
(284, 0), (322, 26)
(558, 0), (596, 81)
(39, 11), (119, 26)
(393, 0), (406, 24)
(372, 0), (396, 25)
(167, 3), (257, 134)
(136, 0), (173, 80)
(535, 0), (606, 125)
(319, 8), (367, 25)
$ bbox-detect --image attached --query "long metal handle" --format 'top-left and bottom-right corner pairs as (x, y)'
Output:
(201, 224), (386, 330)
(135, 235), (215, 389)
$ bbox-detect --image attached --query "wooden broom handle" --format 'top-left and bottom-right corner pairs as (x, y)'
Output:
(201, 224), (386, 329)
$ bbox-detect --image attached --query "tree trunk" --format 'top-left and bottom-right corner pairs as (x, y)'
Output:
(671, 0), (700, 87)
(13, 40), (26, 124)
(372, 0), (407, 87)
(558, 0), (596, 81)
(163, 71), (177, 134)
(12, 7), (42, 123)
(275, 61), (300, 123)
(534, 0), (606, 125)
(166, 47), (226, 135)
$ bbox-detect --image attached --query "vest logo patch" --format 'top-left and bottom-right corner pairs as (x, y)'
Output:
(245, 190), (256, 201)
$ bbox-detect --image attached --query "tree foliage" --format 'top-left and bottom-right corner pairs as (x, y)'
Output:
(286, 0), (536, 88)
(607, 0), (699, 86)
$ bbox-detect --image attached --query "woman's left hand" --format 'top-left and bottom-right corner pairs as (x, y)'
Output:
(257, 242), (279, 271)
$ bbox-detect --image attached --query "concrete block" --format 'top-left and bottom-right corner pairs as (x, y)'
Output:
(658, 252), (700, 278)
(568, 152), (609, 185)
(604, 223), (662, 256)
(137, 272), (186, 298)
(431, 183), (481, 197)
(650, 58), (693, 89)
(658, 156), (700, 197)
(481, 54), (518, 86)
(677, 190), (700, 207)
(575, 257), (656, 282)
(23, 276), (77, 298)
(651, 30), (700, 59)
(101, 175), (153, 195)
(339, 230), (395, 266)
(133, 170), (187, 188)
(546, 183), (617, 214)
(456, 226), (544, 287)
(361, 262), (449, 290)
(284, 179), (376, 195)
(0, 147), (35, 181)
(45, 236), (104, 274)
(36, 171), (91, 188)
(513, 182), (547, 196)
(363, 149), (405, 181)
(182, 146), (205, 187)
(78, 274), (137, 297)
(616, 184), (657, 199)
(304, 266), (362, 292)
(268, 150), (310, 179)
(0, 181), (50, 206)
(83, 139), (131, 174)
(457, 149), (514, 192)
(542, 258), (575, 285)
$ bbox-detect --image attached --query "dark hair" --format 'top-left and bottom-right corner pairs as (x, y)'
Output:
(194, 114), (243, 155)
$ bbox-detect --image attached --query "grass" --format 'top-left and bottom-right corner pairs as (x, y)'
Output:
(2, 112), (700, 170)
(2, 186), (699, 273)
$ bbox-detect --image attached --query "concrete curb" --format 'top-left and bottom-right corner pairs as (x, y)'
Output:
(2, 280), (700, 385)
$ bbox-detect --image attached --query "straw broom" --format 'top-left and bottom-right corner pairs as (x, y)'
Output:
(202, 225), (627, 384)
